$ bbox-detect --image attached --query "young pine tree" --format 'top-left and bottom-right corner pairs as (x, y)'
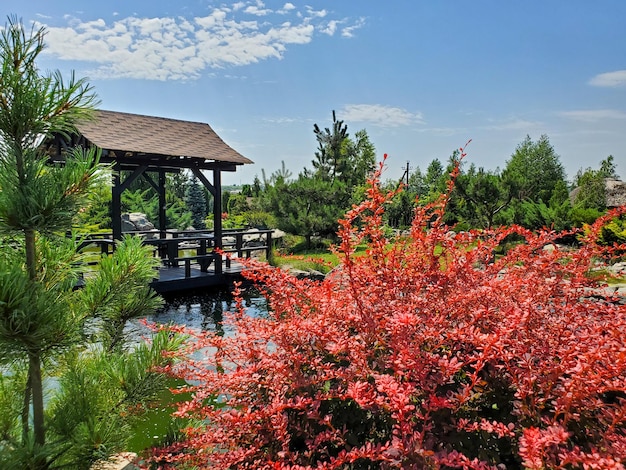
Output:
(0, 17), (181, 468)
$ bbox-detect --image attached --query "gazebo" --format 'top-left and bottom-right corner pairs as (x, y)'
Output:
(46, 109), (253, 250)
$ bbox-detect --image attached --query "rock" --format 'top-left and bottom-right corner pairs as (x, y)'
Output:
(286, 267), (326, 281)
(242, 229), (264, 245)
(245, 239), (266, 248)
(142, 229), (159, 240)
(130, 213), (155, 231)
(569, 177), (626, 208)
(91, 452), (138, 470)
(305, 269), (326, 281)
(609, 262), (626, 276)
(121, 214), (135, 232)
(121, 213), (155, 232)
(542, 243), (570, 253)
(241, 228), (285, 245)
(272, 229), (286, 239)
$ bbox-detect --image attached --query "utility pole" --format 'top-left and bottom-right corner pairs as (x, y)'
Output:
(400, 161), (411, 188)
(398, 161), (413, 228)
(405, 161), (411, 187)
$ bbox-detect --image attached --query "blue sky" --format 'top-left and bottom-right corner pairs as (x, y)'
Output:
(5, 1), (626, 185)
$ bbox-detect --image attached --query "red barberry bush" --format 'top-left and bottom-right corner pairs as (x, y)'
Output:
(151, 155), (626, 469)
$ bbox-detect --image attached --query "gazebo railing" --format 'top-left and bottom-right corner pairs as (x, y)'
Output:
(76, 228), (274, 278)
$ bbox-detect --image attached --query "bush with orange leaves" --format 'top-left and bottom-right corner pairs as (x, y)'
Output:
(150, 152), (626, 469)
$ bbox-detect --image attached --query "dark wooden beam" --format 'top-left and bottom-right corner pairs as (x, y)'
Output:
(142, 171), (159, 193)
(119, 165), (149, 192)
(97, 154), (239, 172)
(190, 167), (216, 197)
(49, 148), (239, 172)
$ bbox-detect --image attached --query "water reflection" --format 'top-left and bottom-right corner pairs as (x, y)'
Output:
(146, 286), (269, 335)
(124, 287), (270, 452)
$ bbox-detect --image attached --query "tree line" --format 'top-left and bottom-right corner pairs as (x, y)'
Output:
(229, 118), (622, 249)
(73, 107), (622, 246)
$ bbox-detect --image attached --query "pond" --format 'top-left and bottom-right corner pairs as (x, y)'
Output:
(126, 285), (269, 453)
(147, 285), (269, 333)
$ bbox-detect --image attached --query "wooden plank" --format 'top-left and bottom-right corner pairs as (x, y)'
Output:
(149, 260), (244, 294)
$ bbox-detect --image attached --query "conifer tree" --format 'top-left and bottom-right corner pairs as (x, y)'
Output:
(0, 15), (98, 450)
(503, 134), (566, 204)
(263, 111), (376, 246)
(185, 176), (207, 229)
(0, 17), (180, 468)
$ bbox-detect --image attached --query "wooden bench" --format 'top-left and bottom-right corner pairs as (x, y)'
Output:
(170, 254), (219, 277)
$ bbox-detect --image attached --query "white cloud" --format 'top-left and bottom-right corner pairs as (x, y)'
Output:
(340, 104), (424, 127)
(341, 17), (365, 38)
(589, 70), (626, 87)
(244, 0), (271, 16)
(262, 116), (301, 124)
(415, 126), (467, 137)
(37, 1), (362, 81)
(320, 20), (338, 36)
(558, 109), (626, 122)
(305, 7), (327, 19)
(279, 3), (296, 14)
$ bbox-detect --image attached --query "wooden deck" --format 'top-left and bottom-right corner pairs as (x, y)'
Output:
(150, 260), (245, 294)
(78, 228), (273, 295)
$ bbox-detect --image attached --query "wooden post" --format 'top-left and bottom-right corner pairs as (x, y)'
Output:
(266, 230), (273, 261)
(213, 169), (223, 275)
(236, 232), (243, 258)
(158, 169), (167, 239)
(111, 161), (122, 240)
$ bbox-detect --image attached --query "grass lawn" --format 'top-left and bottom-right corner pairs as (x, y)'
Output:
(271, 235), (367, 274)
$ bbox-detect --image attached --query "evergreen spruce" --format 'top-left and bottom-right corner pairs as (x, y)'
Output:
(185, 176), (207, 229)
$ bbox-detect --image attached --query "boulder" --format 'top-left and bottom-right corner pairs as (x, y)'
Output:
(121, 213), (155, 232)
(121, 216), (135, 233)
(609, 261), (626, 276)
(283, 266), (326, 281)
(569, 177), (626, 208)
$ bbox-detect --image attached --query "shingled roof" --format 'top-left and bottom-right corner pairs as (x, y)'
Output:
(75, 109), (253, 165)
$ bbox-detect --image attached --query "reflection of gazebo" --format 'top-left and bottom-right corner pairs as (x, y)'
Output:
(46, 109), (253, 249)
